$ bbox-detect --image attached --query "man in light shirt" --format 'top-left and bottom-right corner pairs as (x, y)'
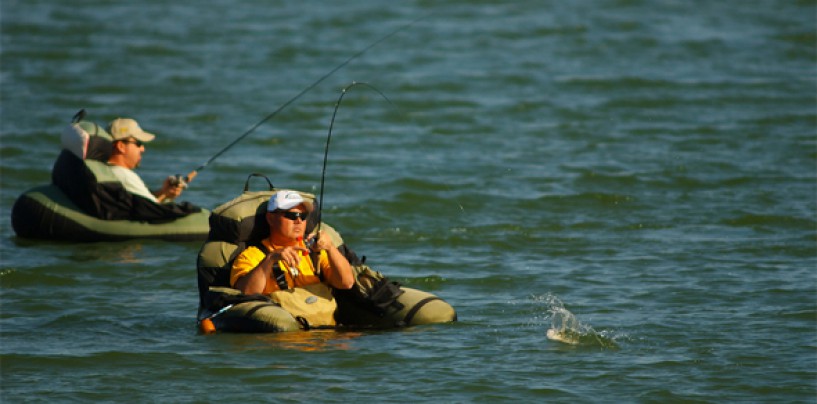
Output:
(106, 118), (185, 203)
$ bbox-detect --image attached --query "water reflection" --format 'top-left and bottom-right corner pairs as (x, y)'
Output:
(250, 330), (365, 352)
(67, 242), (147, 264)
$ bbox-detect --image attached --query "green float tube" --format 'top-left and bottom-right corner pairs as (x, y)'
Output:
(196, 176), (456, 333)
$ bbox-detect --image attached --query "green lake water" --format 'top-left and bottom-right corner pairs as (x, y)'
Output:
(1, 1), (815, 402)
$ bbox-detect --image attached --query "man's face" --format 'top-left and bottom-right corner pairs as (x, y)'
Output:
(268, 206), (308, 241)
(117, 138), (145, 169)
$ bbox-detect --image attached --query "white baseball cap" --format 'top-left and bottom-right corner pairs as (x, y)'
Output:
(267, 190), (313, 212)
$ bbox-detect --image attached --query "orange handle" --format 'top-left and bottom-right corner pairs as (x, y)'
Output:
(199, 318), (216, 334)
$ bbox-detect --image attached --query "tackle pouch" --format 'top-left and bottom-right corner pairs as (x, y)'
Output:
(336, 265), (405, 316)
(270, 283), (338, 329)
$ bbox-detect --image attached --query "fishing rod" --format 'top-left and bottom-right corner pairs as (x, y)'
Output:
(310, 81), (395, 241)
(311, 85), (464, 232)
(174, 16), (426, 187)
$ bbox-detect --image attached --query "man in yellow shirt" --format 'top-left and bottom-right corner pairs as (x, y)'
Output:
(230, 190), (354, 294)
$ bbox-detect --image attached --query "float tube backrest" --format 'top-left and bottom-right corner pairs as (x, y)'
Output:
(60, 120), (113, 161)
(51, 121), (134, 220)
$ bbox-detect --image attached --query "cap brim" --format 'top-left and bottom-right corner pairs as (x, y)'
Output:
(132, 131), (156, 142)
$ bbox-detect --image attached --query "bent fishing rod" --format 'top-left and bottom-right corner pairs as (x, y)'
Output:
(174, 16), (425, 187)
(309, 81), (395, 242)
(310, 83), (464, 241)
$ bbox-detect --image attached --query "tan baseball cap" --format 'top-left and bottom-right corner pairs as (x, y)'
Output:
(107, 118), (156, 142)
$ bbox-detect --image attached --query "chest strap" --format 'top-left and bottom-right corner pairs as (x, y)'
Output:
(251, 240), (321, 290)
(270, 262), (289, 291)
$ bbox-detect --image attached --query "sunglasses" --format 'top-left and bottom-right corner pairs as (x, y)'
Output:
(120, 138), (144, 147)
(279, 210), (309, 221)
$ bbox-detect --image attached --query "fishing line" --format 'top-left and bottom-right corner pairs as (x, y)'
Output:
(180, 16), (427, 185)
(313, 81), (395, 236)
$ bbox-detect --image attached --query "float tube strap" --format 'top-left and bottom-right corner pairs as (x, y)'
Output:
(401, 296), (443, 326)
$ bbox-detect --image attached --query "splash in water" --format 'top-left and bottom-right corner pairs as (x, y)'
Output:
(537, 294), (620, 349)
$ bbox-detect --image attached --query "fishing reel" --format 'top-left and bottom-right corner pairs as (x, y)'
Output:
(167, 174), (189, 189)
(304, 235), (318, 251)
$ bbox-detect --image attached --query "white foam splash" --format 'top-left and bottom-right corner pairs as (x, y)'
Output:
(546, 306), (583, 345)
(538, 293), (618, 348)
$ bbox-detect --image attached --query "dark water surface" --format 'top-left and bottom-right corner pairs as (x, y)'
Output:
(2, 1), (815, 402)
